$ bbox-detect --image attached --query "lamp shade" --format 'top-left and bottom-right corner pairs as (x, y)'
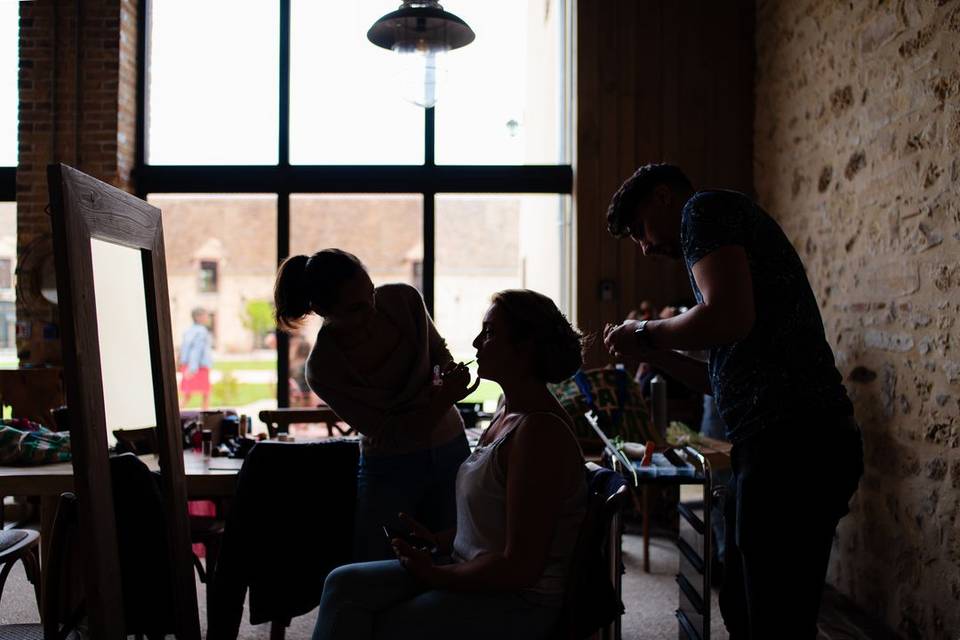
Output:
(367, 1), (475, 53)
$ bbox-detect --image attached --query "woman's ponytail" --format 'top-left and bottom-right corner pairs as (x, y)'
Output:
(274, 254), (312, 332)
(273, 249), (367, 333)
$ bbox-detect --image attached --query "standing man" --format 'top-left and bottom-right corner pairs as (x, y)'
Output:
(603, 164), (863, 638)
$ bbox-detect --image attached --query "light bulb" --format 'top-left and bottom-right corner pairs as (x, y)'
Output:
(393, 40), (447, 108)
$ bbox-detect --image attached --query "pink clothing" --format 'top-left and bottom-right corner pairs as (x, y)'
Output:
(179, 365), (211, 395)
(306, 283), (464, 456)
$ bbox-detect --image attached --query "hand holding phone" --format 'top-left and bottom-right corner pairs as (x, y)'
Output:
(382, 524), (435, 553)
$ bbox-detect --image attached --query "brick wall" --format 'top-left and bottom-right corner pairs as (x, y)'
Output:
(754, 1), (960, 637)
(16, 0), (137, 364)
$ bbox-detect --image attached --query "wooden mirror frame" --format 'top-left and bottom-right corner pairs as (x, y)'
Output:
(48, 164), (200, 639)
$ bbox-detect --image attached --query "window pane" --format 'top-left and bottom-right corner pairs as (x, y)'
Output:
(0, 202), (16, 366)
(289, 194), (422, 418)
(290, 0), (424, 165)
(435, 193), (568, 358)
(148, 194), (278, 425)
(0, 2), (17, 166)
(436, 0), (566, 165)
(147, 1), (279, 165)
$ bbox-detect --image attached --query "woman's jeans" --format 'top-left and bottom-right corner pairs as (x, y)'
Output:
(718, 416), (864, 639)
(312, 560), (560, 640)
(354, 433), (470, 561)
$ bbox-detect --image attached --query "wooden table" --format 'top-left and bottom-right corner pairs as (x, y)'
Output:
(0, 451), (244, 562)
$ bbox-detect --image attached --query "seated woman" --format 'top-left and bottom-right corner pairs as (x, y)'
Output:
(312, 289), (587, 640)
(274, 249), (477, 560)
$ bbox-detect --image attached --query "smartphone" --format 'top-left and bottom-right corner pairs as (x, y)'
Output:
(382, 524), (434, 552)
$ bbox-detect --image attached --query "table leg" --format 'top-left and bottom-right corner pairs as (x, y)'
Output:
(39, 495), (58, 568)
(38, 494), (59, 618)
(642, 485), (650, 573)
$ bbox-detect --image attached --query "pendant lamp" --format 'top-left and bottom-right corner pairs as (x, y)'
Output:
(367, 1), (475, 108)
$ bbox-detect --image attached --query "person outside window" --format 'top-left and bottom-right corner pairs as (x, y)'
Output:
(179, 307), (214, 410)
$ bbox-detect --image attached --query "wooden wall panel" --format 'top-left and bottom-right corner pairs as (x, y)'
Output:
(575, 0), (755, 366)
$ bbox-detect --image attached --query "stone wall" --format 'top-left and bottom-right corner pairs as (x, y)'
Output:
(754, 1), (960, 637)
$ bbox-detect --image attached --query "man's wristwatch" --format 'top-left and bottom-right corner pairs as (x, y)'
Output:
(634, 320), (655, 350)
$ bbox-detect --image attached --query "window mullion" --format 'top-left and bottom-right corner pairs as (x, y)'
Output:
(424, 105), (435, 314)
(279, 0), (290, 168)
(423, 191), (435, 317)
(277, 191), (290, 407)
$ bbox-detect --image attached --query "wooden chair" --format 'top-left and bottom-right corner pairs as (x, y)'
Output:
(259, 407), (353, 439)
(209, 440), (359, 640)
(112, 427), (159, 456)
(0, 493), (82, 640)
(112, 428), (225, 629)
(0, 530), (40, 620)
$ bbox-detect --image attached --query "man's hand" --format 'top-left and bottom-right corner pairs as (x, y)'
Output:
(604, 320), (657, 361)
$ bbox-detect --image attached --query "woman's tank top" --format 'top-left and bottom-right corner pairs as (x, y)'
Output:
(452, 411), (586, 602)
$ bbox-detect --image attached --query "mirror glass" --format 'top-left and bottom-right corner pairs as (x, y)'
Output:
(90, 238), (157, 445)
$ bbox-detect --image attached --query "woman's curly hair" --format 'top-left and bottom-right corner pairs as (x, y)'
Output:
(491, 289), (584, 383)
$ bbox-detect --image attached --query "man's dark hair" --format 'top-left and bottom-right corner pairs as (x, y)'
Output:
(606, 163), (693, 238)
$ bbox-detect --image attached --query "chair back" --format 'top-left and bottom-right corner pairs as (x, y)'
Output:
(33, 459), (178, 639)
(553, 465), (629, 640)
(112, 427), (159, 456)
(258, 407), (351, 439)
(109, 453), (177, 637)
(209, 439), (359, 639)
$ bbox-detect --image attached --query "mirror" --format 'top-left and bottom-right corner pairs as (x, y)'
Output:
(48, 164), (201, 639)
(90, 238), (158, 446)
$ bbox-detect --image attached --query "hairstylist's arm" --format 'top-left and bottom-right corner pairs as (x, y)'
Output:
(400, 360), (478, 418)
(394, 416), (572, 591)
(321, 363), (478, 448)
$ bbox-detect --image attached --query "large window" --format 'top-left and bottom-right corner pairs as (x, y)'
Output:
(289, 194), (423, 406)
(138, 0), (573, 412)
(435, 194), (569, 359)
(289, 1), (423, 165)
(146, 1), (279, 165)
(149, 194), (277, 414)
(0, 0), (16, 168)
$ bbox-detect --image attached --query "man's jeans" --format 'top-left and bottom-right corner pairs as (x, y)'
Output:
(354, 433), (470, 561)
(719, 417), (863, 639)
(312, 560), (560, 640)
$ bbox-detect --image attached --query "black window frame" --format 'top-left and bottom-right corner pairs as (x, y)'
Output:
(0, 168), (11, 201)
(134, 0), (573, 407)
(3, 6), (16, 200)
